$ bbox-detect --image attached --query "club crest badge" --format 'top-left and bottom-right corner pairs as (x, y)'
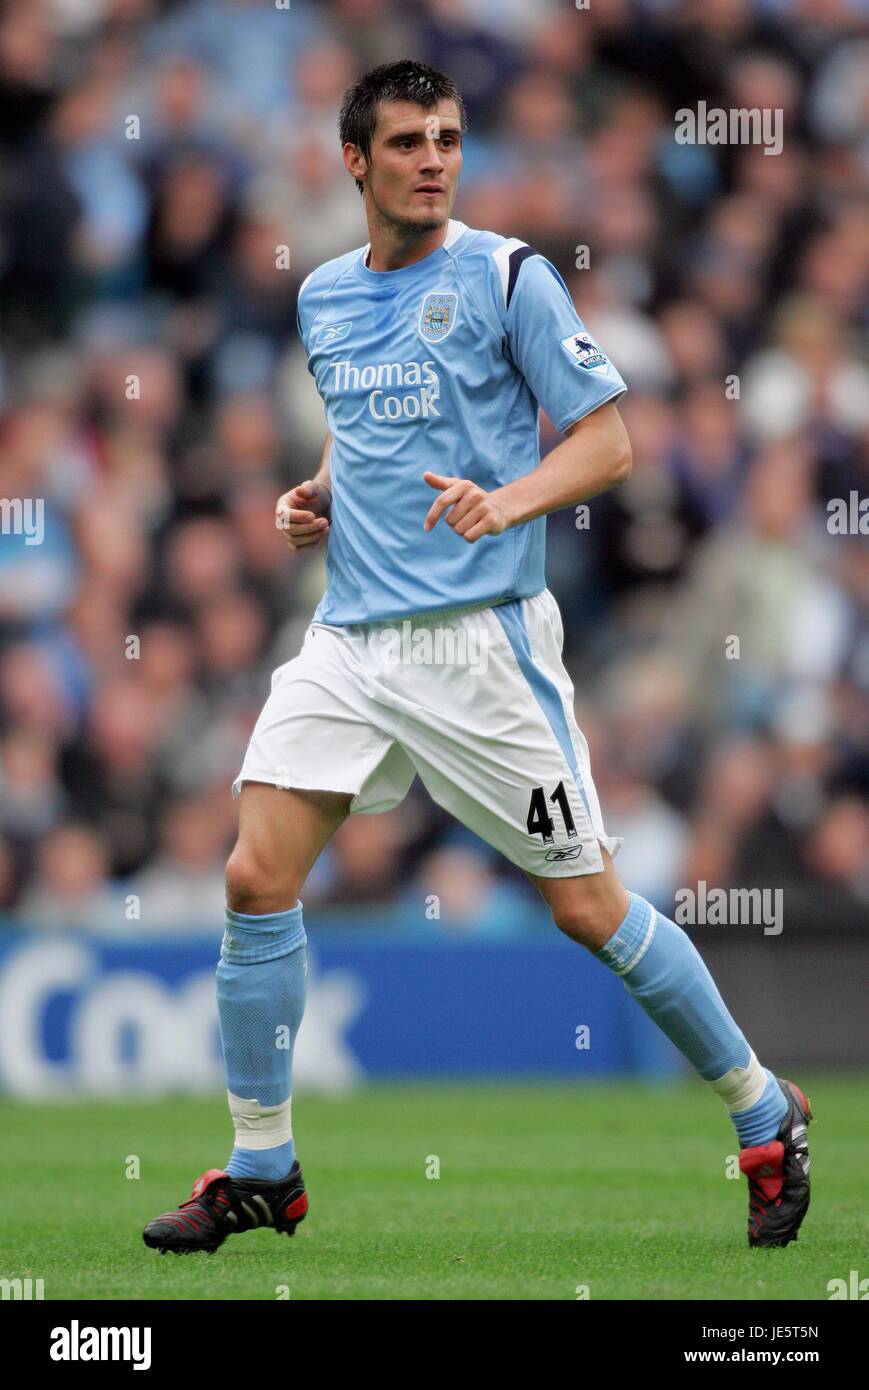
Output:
(419, 292), (459, 343)
(560, 332), (610, 373)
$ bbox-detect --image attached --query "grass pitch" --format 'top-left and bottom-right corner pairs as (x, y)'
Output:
(1, 1075), (866, 1301)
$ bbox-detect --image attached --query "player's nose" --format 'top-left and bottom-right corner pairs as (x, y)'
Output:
(418, 145), (445, 174)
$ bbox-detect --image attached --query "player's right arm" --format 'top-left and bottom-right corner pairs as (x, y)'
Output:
(278, 266), (335, 553)
(275, 431), (332, 552)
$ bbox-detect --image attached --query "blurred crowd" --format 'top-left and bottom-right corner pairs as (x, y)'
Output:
(0, 0), (866, 937)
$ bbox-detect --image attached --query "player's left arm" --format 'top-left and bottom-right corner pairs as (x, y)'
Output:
(422, 400), (630, 540)
(424, 248), (630, 542)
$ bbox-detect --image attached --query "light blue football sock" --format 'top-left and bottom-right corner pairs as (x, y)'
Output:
(596, 894), (788, 1146)
(728, 1069), (789, 1149)
(217, 902), (307, 1182)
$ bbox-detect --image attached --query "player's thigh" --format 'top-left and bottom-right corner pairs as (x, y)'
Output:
(233, 623), (413, 811)
(227, 782), (351, 913)
(527, 846), (630, 952)
(229, 623), (414, 911)
(392, 590), (624, 891)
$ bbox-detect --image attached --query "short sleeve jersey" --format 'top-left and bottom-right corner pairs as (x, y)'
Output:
(296, 220), (627, 624)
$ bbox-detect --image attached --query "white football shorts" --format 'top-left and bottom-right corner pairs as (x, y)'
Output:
(233, 588), (622, 878)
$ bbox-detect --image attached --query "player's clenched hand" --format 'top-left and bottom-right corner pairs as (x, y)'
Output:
(422, 472), (509, 543)
(275, 480), (332, 551)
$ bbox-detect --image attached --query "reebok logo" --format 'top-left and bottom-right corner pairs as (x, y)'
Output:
(317, 321), (352, 345)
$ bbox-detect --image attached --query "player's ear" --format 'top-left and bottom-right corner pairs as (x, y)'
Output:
(343, 142), (367, 185)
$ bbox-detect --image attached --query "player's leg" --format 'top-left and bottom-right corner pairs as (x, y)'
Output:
(527, 857), (791, 1148)
(526, 843), (629, 950)
(219, 783), (351, 1182)
(380, 590), (811, 1244)
(528, 857), (812, 1246)
(142, 783), (350, 1253)
(226, 781), (350, 914)
(144, 622), (416, 1252)
(215, 626), (413, 1193)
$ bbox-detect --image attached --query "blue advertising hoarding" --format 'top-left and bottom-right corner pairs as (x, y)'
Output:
(0, 925), (683, 1096)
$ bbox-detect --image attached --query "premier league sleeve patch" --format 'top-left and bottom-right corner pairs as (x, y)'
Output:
(419, 292), (459, 343)
(560, 332), (611, 373)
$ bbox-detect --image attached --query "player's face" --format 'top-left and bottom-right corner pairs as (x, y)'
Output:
(355, 99), (463, 233)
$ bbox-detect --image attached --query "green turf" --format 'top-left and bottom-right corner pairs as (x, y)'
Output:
(1, 1075), (866, 1300)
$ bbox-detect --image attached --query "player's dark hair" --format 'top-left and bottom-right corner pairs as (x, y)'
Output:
(338, 60), (467, 197)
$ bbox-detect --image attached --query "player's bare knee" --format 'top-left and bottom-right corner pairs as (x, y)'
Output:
(551, 901), (604, 948)
(550, 880), (630, 951)
(225, 845), (294, 915)
(224, 849), (258, 912)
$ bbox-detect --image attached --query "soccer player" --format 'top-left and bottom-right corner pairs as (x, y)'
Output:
(143, 61), (811, 1256)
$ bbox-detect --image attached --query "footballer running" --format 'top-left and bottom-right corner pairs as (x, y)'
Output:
(143, 61), (812, 1257)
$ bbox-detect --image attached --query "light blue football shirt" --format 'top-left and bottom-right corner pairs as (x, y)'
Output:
(297, 219), (627, 624)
